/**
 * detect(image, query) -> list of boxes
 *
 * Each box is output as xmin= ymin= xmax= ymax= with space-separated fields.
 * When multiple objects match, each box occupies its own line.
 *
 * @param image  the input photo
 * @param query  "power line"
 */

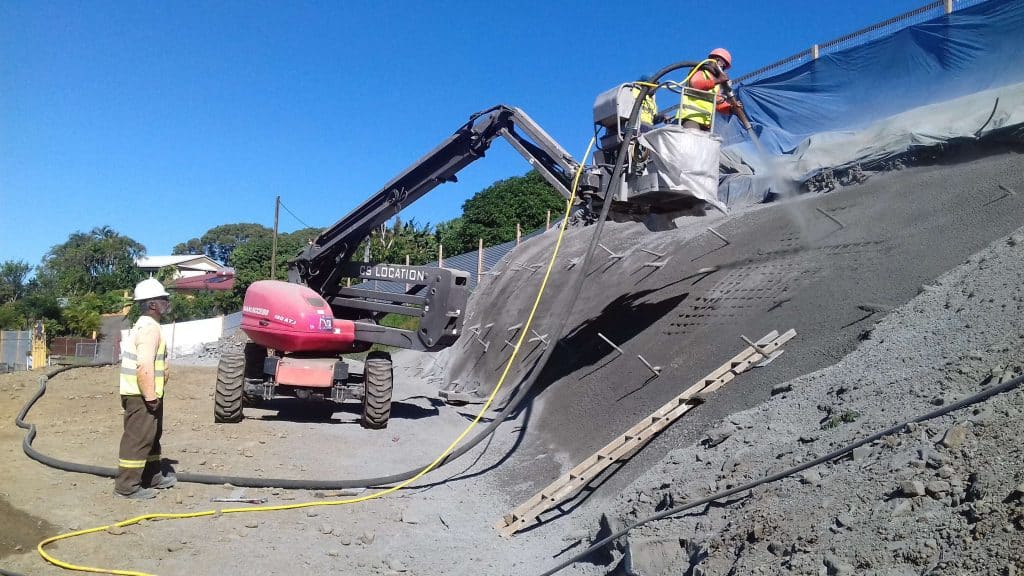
xmin=276 ymin=196 xmax=311 ymax=228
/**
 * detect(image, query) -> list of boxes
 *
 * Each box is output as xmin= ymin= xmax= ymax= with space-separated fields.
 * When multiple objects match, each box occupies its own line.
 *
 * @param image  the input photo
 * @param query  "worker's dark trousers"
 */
xmin=115 ymin=395 xmax=163 ymax=495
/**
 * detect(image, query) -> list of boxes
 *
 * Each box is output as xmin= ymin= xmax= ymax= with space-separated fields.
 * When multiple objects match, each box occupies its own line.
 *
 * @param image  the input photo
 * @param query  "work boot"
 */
xmin=115 ymin=487 xmax=158 ymax=500
xmin=146 ymin=473 xmax=177 ymax=489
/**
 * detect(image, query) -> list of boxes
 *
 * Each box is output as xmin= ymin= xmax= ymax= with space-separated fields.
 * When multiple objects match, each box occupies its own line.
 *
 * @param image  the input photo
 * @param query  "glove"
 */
xmin=144 ymin=397 xmax=162 ymax=413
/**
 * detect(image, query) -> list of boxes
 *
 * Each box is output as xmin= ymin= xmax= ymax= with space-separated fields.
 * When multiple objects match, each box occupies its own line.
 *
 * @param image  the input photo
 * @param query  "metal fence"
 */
xmin=736 ymin=0 xmax=990 ymax=85
xmin=0 ymin=331 xmax=32 ymax=372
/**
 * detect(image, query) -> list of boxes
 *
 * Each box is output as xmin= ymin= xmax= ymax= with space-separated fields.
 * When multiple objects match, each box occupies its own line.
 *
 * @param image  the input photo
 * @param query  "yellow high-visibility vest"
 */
xmin=120 ymin=316 xmax=167 ymax=397
xmin=630 ymin=86 xmax=658 ymax=126
xmin=676 ymin=70 xmax=719 ymax=128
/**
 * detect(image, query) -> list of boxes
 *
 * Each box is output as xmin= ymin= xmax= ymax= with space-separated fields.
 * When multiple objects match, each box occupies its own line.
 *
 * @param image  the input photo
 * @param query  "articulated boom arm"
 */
xmin=290 ymin=105 xmax=592 ymax=296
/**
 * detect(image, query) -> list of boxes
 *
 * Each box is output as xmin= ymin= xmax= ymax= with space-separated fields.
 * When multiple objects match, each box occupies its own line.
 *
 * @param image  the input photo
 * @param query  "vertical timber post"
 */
xmin=477 ymin=238 xmax=484 ymax=285
xmin=439 ymin=244 xmax=444 ymax=269
xmin=944 ymin=0 xmax=953 ymax=13
xmin=270 ymin=195 xmax=280 ymax=279
xmin=516 ymin=223 xmax=521 ymax=246
xmin=811 ymin=44 xmax=819 ymax=59
xmin=546 ymin=210 xmax=551 ymax=230
xmin=405 ymin=254 xmax=411 ymax=293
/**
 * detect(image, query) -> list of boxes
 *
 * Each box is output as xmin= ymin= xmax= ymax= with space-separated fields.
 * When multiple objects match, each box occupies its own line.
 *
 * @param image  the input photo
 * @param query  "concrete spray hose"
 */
xmin=13 ymin=62 xmax=687 ymax=493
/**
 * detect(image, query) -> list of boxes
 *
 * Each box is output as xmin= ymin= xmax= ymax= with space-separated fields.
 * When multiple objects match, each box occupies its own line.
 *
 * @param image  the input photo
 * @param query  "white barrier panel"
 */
xmin=120 ymin=316 xmax=226 ymax=359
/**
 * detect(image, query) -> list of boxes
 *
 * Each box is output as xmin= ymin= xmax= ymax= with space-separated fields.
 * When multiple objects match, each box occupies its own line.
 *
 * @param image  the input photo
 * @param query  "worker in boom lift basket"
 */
xmin=676 ymin=48 xmax=744 ymax=131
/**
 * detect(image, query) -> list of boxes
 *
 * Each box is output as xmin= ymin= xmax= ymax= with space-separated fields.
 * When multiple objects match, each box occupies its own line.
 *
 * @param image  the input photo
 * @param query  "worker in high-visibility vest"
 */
xmin=630 ymin=75 xmax=659 ymax=130
xmin=677 ymin=48 xmax=743 ymax=131
xmin=114 ymin=278 xmax=175 ymax=499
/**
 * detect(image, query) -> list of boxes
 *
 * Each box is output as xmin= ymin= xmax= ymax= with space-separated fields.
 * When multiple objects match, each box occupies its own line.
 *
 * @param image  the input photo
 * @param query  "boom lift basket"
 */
xmin=623 ymin=125 xmax=725 ymax=215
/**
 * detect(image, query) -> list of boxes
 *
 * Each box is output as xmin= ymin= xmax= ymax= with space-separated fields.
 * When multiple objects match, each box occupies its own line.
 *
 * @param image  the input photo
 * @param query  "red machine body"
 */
xmin=240 ymin=280 xmax=358 ymax=353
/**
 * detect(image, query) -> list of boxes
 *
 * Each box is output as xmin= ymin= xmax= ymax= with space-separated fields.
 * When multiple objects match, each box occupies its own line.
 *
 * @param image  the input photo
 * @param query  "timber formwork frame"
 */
xmin=496 ymin=328 xmax=797 ymax=536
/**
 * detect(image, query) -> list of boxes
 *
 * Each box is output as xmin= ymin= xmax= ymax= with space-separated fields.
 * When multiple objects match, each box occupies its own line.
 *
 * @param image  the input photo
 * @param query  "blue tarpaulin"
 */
xmin=718 ymin=0 xmax=1024 ymax=154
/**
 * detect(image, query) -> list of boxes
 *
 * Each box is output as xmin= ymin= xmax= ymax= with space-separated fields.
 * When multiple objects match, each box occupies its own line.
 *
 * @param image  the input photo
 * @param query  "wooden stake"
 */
xmin=477 ymin=238 xmax=484 ymax=285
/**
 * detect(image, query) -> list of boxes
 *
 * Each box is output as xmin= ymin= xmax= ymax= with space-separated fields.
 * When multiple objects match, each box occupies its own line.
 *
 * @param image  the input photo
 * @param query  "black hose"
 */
xmin=14 ymin=83 xmax=659 ymax=490
xmin=537 ymin=373 xmax=1024 ymax=576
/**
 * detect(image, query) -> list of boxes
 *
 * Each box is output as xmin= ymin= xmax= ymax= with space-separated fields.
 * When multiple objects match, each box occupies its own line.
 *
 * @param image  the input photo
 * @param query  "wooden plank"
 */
xmin=496 ymin=329 xmax=795 ymax=536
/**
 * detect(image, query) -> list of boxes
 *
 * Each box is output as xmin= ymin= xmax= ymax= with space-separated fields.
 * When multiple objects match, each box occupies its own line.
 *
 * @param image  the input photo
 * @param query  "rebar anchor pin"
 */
xmin=636 ymin=354 xmax=661 ymax=377
xmin=598 ymin=243 xmax=624 ymax=262
xmin=504 ymin=323 xmax=523 ymax=348
xmin=707 ymin=227 xmax=730 ymax=246
xmin=642 ymin=258 xmax=670 ymax=269
xmin=528 ymin=330 xmax=549 ymax=348
xmin=640 ymin=248 xmax=665 ymax=258
xmin=815 ymin=207 xmax=845 ymax=229
xmin=596 ymin=332 xmax=625 ymax=356
xmin=475 ymin=338 xmax=490 ymax=352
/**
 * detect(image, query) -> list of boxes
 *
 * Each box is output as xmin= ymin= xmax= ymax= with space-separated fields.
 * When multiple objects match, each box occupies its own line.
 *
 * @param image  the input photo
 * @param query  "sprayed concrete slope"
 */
xmin=447 ymin=151 xmax=1024 ymax=514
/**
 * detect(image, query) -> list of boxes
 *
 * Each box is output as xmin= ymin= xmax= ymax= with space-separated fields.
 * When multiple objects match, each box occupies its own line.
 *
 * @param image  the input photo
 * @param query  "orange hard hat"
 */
xmin=709 ymin=48 xmax=732 ymax=69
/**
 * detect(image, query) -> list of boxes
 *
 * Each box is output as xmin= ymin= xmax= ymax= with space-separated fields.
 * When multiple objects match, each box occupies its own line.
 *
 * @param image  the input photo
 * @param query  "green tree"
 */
xmin=36 ymin=226 xmax=145 ymax=296
xmin=0 ymin=260 xmax=32 ymax=303
xmin=171 ymin=238 xmax=204 ymax=256
xmin=355 ymin=217 xmax=438 ymax=265
xmin=434 ymin=218 xmax=463 ymax=255
xmin=0 ymin=302 xmax=26 ymax=330
xmin=174 ymin=223 xmax=272 ymax=265
xmin=452 ymin=170 xmax=564 ymax=253
xmin=231 ymin=235 xmax=296 ymax=289
xmin=61 ymin=294 xmax=103 ymax=337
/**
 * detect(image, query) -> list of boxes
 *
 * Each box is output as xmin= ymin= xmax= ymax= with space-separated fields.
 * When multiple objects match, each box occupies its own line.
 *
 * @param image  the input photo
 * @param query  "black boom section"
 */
xmin=289 ymin=105 xmax=587 ymax=296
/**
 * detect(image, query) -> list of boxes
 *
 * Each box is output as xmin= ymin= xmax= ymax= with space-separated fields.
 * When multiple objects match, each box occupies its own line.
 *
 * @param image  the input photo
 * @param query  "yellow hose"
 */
xmin=38 ymin=135 xmax=598 ymax=576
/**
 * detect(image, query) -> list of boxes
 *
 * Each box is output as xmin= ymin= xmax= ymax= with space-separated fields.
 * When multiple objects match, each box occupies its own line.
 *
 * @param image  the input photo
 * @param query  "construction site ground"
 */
xmin=3 ymin=150 xmax=1024 ymax=575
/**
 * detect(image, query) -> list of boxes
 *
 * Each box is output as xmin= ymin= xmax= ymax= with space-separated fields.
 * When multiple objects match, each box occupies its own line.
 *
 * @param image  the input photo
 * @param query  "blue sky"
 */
xmin=1 ymin=0 xmax=928 ymax=268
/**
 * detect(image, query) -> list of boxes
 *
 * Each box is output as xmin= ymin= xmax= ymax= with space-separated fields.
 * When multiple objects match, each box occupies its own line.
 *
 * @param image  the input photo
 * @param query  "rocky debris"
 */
xmin=939 ymin=425 xmax=969 ymax=450
xmin=851 ymin=445 xmax=872 ymax=462
xmin=702 ymin=424 xmax=736 ymax=448
xmin=900 ymin=481 xmax=926 ymax=498
xmin=823 ymin=553 xmax=854 ymax=575
xmin=926 ymin=480 xmax=951 ymax=498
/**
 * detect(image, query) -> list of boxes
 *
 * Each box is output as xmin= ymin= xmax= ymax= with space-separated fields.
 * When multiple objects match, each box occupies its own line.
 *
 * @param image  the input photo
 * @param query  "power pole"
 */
xmin=270 ymin=195 xmax=280 ymax=279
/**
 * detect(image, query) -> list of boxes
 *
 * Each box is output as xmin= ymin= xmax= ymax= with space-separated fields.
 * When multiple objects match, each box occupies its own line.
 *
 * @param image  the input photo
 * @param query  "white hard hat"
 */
xmin=134 ymin=278 xmax=170 ymax=301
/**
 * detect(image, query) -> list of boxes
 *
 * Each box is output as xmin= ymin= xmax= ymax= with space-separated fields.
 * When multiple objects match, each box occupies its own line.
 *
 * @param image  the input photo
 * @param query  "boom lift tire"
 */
xmin=214 ymin=343 xmax=245 ymax=423
xmin=361 ymin=351 xmax=394 ymax=429
xmin=242 ymin=342 xmax=268 ymax=408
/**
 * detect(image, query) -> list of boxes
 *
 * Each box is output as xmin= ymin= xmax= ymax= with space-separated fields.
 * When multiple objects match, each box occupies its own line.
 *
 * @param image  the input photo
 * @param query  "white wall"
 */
xmin=121 ymin=316 xmax=227 ymax=358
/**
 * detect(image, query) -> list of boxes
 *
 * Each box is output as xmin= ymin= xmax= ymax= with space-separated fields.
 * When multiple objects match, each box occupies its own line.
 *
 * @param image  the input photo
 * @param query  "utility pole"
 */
xmin=270 ymin=195 xmax=280 ymax=279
